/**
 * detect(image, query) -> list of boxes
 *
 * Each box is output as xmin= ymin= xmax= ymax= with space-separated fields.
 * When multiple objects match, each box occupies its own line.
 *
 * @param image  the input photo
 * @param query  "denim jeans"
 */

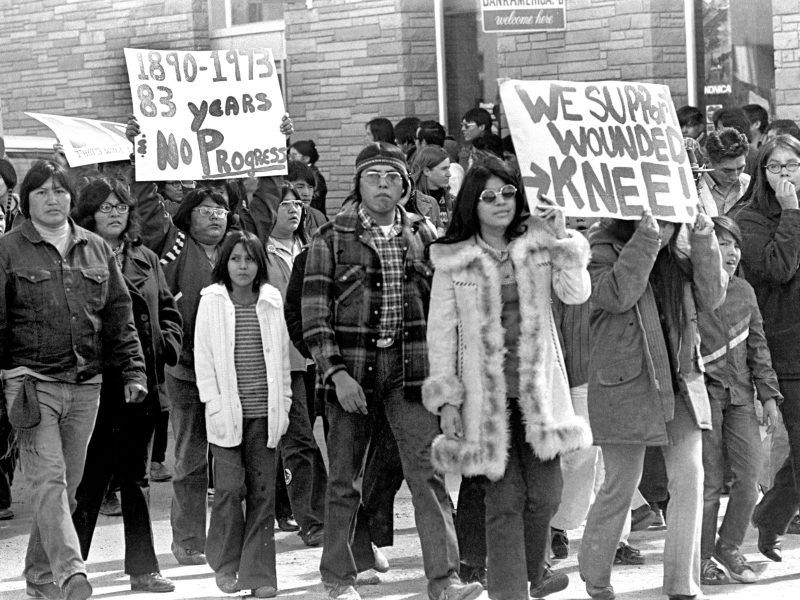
xmin=167 ymin=374 xmax=208 ymax=552
xmin=280 ymin=371 xmax=327 ymax=535
xmin=4 ymin=376 xmax=100 ymax=587
xmin=701 ymin=394 xmax=761 ymax=557
xmin=456 ymin=476 xmax=488 ymax=568
xmin=485 ymin=399 xmax=562 ymax=600
xmin=320 ymin=346 xmax=460 ymax=599
xmin=0 ymin=417 xmax=13 ymax=509
xmin=753 ymin=378 xmax=800 ymax=534
xmin=73 ymin=377 xmax=160 ymax=575
xmin=579 ymin=396 xmax=703 ymax=597
xmin=207 ymin=418 xmax=277 ymax=590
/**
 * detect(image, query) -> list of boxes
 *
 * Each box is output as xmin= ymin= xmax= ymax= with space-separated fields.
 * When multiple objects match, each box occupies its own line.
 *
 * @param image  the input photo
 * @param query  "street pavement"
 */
xmin=3 ymin=451 xmax=800 ymax=599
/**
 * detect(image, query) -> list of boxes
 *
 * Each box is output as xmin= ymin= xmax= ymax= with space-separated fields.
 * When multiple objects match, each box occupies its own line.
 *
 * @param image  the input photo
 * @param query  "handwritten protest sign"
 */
xmin=500 ymin=79 xmax=698 ymax=222
xmin=25 ymin=113 xmax=130 ymax=167
xmin=123 ymin=48 xmax=287 ymax=181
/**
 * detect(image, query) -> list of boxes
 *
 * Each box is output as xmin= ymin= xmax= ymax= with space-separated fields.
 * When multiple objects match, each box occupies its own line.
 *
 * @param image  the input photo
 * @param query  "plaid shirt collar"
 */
xmin=357 ymin=204 xmax=403 ymax=239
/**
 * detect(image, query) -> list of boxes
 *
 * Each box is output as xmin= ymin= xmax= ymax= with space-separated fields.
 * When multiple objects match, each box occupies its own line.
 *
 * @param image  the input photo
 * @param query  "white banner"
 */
xmin=123 ymin=47 xmax=287 ymax=181
xmin=500 ymin=79 xmax=699 ymax=223
xmin=25 ymin=113 xmax=130 ymax=167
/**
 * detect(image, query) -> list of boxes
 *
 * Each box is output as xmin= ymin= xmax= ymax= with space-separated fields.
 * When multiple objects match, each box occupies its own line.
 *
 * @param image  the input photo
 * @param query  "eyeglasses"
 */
xmin=362 ymin=171 xmax=403 ymax=186
xmin=97 ymin=202 xmax=130 ymax=214
xmin=280 ymin=200 xmax=303 ymax=210
xmin=193 ymin=206 xmax=228 ymax=219
xmin=479 ymin=184 xmax=517 ymax=204
xmin=765 ymin=161 xmax=800 ymax=174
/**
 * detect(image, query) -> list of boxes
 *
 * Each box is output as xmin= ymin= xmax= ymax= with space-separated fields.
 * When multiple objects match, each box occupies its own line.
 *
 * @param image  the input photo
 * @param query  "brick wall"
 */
xmin=773 ymin=0 xmax=800 ymax=120
xmin=496 ymin=0 xmax=688 ymax=108
xmin=284 ymin=0 xmax=438 ymax=208
xmin=0 ymin=0 xmax=208 ymax=137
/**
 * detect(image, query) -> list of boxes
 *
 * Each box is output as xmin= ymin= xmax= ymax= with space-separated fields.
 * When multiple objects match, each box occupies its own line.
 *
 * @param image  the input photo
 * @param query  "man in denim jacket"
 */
xmin=0 ymin=161 xmax=146 ymax=600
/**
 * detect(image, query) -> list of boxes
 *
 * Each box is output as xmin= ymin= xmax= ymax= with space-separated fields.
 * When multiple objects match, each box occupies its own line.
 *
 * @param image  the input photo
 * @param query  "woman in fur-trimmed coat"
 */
xmin=423 ymin=157 xmax=592 ymax=600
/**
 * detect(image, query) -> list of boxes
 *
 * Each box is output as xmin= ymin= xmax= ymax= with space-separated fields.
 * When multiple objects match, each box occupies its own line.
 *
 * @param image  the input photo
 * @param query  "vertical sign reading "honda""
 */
xmin=481 ymin=0 xmax=566 ymax=33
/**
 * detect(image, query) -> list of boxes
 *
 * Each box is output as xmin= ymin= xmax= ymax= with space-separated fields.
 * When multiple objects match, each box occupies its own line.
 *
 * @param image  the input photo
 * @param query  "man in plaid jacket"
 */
xmin=302 ymin=143 xmax=482 ymax=600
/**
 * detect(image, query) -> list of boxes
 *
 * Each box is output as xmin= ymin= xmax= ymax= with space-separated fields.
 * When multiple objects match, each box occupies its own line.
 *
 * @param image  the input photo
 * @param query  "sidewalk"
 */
xmin=3 ymin=461 xmax=800 ymax=599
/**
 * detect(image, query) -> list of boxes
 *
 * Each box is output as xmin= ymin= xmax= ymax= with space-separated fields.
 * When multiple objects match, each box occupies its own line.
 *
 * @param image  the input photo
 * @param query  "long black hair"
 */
xmin=436 ymin=154 xmax=526 ymax=244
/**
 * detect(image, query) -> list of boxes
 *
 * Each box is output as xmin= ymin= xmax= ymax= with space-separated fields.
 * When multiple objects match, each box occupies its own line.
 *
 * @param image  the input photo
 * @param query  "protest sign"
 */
xmin=500 ymin=79 xmax=698 ymax=222
xmin=25 ymin=112 xmax=129 ymax=167
xmin=123 ymin=47 xmax=287 ymax=181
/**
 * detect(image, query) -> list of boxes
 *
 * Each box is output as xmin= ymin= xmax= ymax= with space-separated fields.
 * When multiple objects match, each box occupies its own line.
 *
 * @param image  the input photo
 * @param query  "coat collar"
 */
xmin=19 ymin=217 xmax=89 ymax=247
xmin=201 ymin=282 xmax=283 ymax=308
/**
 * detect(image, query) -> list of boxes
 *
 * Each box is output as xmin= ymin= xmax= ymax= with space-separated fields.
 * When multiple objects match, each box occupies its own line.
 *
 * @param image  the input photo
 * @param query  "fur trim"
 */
xmin=422 ymin=374 xmax=466 ymax=413
xmin=524 ymin=414 xmax=594 ymax=461
xmin=431 ymin=434 xmax=506 ymax=481
xmin=549 ymin=230 xmax=591 ymax=272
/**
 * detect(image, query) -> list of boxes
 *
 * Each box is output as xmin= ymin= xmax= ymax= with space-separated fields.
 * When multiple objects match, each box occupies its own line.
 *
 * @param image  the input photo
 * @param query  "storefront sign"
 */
xmin=481 ymin=0 xmax=566 ymax=33
xmin=500 ymin=79 xmax=698 ymax=223
xmin=25 ymin=112 xmax=130 ymax=167
xmin=123 ymin=47 xmax=287 ymax=181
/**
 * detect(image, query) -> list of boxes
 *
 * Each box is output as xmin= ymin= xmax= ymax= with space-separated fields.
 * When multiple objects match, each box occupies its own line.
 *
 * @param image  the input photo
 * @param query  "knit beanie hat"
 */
xmin=354 ymin=142 xmax=409 ymax=181
xmin=0 ymin=158 xmax=17 ymax=190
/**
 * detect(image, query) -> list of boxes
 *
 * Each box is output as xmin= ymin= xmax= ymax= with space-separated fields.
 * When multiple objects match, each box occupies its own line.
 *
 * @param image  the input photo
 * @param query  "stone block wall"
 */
xmin=0 ymin=0 xmax=208 ymax=136
xmin=773 ymin=0 xmax=800 ymax=120
xmin=284 ymin=0 xmax=438 ymax=207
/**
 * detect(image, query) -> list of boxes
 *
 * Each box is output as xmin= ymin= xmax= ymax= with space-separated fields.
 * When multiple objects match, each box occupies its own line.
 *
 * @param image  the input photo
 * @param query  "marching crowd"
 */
xmin=2 ymin=98 xmax=800 ymax=600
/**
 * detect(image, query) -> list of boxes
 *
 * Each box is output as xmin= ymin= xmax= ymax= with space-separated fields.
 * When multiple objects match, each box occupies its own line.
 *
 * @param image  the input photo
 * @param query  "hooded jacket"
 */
xmin=423 ymin=223 xmax=593 ymax=481
xmin=587 ymin=222 xmax=726 ymax=445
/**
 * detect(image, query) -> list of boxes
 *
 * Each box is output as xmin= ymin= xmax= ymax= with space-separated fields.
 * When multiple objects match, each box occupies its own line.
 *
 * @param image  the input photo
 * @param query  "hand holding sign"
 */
xmin=534 ymin=194 xmax=567 ymax=239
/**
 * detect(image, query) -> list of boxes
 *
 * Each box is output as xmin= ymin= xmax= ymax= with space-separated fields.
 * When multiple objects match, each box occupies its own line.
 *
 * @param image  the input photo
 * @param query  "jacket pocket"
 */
xmin=80 ymin=267 xmax=110 ymax=312
xmin=14 ymin=268 xmax=53 ymax=311
xmin=334 ymin=264 xmax=364 ymax=306
xmin=204 ymin=395 xmax=227 ymax=439
xmin=597 ymin=356 xmax=644 ymax=387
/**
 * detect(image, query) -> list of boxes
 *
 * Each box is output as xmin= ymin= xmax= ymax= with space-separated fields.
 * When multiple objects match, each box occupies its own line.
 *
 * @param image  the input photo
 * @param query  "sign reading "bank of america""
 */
xmin=481 ymin=0 xmax=566 ymax=33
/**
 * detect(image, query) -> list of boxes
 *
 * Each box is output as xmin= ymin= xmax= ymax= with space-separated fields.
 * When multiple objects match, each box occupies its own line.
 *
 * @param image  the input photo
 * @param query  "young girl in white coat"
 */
xmin=194 ymin=230 xmax=292 ymax=598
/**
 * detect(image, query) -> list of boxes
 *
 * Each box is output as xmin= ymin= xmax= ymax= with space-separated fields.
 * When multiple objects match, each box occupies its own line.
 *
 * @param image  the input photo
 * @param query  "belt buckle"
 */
xmin=376 ymin=337 xmax=394 ymax=348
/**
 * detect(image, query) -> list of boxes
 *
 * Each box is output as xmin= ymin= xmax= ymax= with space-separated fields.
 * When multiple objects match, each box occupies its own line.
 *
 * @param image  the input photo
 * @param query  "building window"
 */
xmin=209 ymin=0 xmax=284 ymax=32
xmin=694 ymin=0 xmax=774 ymax=121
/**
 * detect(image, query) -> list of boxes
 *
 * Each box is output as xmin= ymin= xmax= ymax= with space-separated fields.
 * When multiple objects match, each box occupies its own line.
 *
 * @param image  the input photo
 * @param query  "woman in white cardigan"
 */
xmin=423 ymin=156 xmax=593 ymax=600
xmin=194 ymin=230 xmax=292 ymax=598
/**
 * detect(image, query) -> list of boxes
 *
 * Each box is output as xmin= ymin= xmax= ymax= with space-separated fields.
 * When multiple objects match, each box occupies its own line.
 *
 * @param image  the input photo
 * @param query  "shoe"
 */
xmin=99 ymin=491 xmax=122 ymax=517
xmin=26 ymin=581 xmax=62 ymax=599
xmin=458 ymin=563 xmax=486 ymax=588
xmin=700 ymin=558 xmax=728 ymax=585
xmin=550 ymin=527 xmax=569 ymax=559
xmin=130 ymin=573 xmax=175 ymax=593
xmin=755 ymin=524 xmax=782 ymax=562
xmin=668 ymin=596 xmax=709 ymax=600
xmin=301 ymin=527 xmax=324 ymax=547
xmin=149 ymin=462 xmax=173 ymax=482
xmin=614 ymin=542 xmax=644 ymax=565
xmin=215 ymin=572 xmax=240 ymax=594
xmin=649 ymin=507 xmax=666 ymax=530
xmin=171 ymin=541 xmax=207 ymax=565
xmin=0 ymin=507 xmax=13 ymax=520
xmin=63 ymin=574 xmax=92 ymax=600
xmin=372 ymin=543 xmax=390 ymax=573
xmin=787 ymin=513 xmax=800 ymax=534
xmin=252 ymin=585 xmax=277 ymax=598
xmin=324 ymin=583 xmax=362 ymax=600
xmin=585 ymin=582 xmax=615 ymax=600
xmin=432 ymin=582 xmax=483 ymax=600
xmin=713 ymin=539 xmax=756 ymax=583
xmin=277 ymin=515 xmax=300 ymax=532
xmin=630 ymin=505 xmax=658 ymax=531
xmin=355 ymin=571 xmax=381 ymax=586
xmin=529 ymin=567 xmax=568 ymax=598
